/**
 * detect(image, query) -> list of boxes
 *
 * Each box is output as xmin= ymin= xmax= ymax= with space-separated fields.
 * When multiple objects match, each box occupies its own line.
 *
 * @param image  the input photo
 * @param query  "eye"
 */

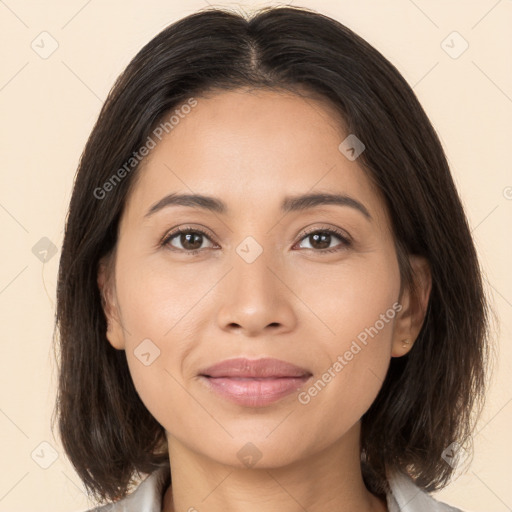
xmin=161 ymin=227 xmax=216 ymax=255
xmin=294 ymin=227 xmax=351 ymax=254
xmin=160 ymin=225 xmax=352 ymax=256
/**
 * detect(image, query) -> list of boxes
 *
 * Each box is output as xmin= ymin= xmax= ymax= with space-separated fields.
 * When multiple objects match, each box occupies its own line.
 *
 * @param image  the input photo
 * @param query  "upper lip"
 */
xmin=199 ymin=357 xmax=312 ymax=378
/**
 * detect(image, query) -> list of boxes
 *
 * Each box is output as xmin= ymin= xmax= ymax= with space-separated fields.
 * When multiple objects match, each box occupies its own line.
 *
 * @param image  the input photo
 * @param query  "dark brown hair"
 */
xmin=52 ymin=4 xmax=491 ymax=505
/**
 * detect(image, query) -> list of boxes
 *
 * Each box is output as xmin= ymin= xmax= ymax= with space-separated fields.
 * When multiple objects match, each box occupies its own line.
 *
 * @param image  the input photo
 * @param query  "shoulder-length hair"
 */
xmin=53 ymin=4 xmax=491 ymax=504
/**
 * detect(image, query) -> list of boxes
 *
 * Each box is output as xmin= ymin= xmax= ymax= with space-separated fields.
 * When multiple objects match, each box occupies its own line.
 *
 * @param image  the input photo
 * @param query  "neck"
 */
xmin=162 ymin=423 xmax=387 ymax=512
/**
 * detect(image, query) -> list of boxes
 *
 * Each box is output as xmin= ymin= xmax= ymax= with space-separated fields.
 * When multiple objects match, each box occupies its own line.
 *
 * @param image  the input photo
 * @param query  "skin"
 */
xmin=98 ymin=88 xmax=431 ymax=512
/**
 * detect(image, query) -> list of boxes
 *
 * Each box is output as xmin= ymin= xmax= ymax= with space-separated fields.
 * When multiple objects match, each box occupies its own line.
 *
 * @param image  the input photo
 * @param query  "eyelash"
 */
xmin=160 ymin=225 xmax=352 ymax=256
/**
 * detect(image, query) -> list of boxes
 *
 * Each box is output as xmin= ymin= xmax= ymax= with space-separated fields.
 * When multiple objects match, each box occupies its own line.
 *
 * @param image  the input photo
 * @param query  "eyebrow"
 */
xmin=144 ymin=192 xmax=372 ymax=220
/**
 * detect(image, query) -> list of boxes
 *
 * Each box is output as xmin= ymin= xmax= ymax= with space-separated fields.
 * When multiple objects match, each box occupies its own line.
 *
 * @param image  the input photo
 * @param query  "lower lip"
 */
xmin=200 ymin=375 xmax=312 ymax=407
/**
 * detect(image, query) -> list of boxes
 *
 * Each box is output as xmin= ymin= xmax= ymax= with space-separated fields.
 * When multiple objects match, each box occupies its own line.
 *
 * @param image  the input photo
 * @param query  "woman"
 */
xmin=53 ymin=5 xmax=490 ymax=512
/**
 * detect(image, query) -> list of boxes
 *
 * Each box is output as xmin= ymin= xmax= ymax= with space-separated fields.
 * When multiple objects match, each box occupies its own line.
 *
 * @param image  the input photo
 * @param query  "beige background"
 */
xmin=0 ymin=0 xmax=511 ymax=511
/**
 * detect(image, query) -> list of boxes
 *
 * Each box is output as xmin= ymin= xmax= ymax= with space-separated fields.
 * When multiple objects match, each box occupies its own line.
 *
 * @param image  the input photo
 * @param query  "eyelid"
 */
xmin=160 ymin=224 xmax=218 ymax=248
xmin=292 ymin=225 xmax=352 ymax=254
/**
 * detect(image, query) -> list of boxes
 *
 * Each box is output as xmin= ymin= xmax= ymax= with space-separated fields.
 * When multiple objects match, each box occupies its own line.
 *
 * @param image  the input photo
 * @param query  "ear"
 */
xmin=391 ymin=255 xmax=432 ymax=357
xmin=97 ymin=255 xmax=126 ymax=350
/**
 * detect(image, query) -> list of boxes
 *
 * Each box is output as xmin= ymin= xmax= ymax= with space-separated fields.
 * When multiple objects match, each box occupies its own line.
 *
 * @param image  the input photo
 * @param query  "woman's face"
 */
xmin=99 ymin=88 xmax=418 ymax=468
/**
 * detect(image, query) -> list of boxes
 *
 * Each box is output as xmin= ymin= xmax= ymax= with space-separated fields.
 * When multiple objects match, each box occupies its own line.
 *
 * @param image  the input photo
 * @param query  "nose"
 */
xmin=216 ymin=248 xmax=297 ymax=337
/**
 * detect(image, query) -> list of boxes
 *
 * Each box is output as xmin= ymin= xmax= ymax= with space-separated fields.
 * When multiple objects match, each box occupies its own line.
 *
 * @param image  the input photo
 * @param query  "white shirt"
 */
xmin=86 ymin=465 xmax=463 ymax=512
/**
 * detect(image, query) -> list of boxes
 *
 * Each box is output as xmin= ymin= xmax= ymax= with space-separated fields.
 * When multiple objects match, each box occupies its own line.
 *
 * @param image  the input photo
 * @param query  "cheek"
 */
xmin=113 ymin=249 xmax=210 ymax=426
xmin=293 ymin=304 xmax=396 ymax=455
xmin=292 ymin=248 xmax=401 ymax=342
xmin=293 ymin=251 xmax=400 ymax=419
xmin=115 ymin=243 xmax=218 ymax=343
xmin=124 ymin=352 xmax=210 ymax=444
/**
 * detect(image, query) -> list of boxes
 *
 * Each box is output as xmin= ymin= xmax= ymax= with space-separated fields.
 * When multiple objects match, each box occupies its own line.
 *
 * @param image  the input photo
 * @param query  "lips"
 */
xmin=199 ymin=357 xmax=311 ymax=378
xmin=198 ymin=357 xmax=312 ymax=407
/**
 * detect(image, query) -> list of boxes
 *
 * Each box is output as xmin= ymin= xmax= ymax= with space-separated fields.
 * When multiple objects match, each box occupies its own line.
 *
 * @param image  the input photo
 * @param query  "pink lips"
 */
xmin=199 ymin=357 xmax=312 ymax=407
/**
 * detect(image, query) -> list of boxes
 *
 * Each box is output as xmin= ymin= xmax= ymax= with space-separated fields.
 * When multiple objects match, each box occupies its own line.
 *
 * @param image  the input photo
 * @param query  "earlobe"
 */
xmin=391 ymin=337 xmax=413 ymax=358
xmin=391 ymin=255 xmax=432 ymax=358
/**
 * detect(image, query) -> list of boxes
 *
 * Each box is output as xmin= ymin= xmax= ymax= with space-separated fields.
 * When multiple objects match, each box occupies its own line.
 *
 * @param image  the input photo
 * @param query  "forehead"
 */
xmin=123 ymin=88 xmax=388 ymax=227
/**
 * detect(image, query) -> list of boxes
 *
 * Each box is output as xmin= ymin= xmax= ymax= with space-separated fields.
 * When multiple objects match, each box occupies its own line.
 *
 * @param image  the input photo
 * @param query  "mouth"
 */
xmin=198 ymin=357 xmax=313 ymax=407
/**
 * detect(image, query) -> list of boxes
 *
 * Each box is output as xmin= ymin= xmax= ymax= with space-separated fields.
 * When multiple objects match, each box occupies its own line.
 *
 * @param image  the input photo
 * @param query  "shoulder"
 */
xmin=386 ymin=470 xmax=464 ymax=512
xmin=84 ymin=465 xmax=170 ymax=512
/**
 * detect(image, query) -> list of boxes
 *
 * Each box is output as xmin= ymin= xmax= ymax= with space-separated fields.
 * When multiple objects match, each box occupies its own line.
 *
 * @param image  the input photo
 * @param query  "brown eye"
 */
xmin=162 ymin=227 xmax=215 ymax=254
xmin=296 ymin=228 xmax=351 ymax=254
